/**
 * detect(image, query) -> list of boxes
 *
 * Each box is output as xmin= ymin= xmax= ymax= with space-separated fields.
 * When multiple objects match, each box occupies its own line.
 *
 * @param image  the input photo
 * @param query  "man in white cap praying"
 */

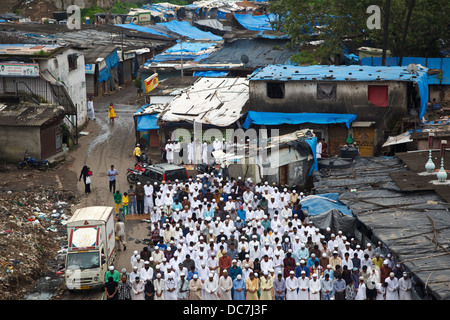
xmin=204 ymin=273 xmax=219 ymax=300
xmin=385 ymin=272 xmax=399 ymax=300
xmin=398 ymin=272 xmax=412 ymax=300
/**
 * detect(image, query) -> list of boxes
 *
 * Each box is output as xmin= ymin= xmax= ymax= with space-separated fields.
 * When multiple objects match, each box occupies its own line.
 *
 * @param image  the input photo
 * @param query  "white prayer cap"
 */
xmin=109 ymin=266 xmax=114 ymax=270
xmin=209 ymin=273 xmax=214 ymax=278
xmin=312 ymin=273 xmax=318 ymax=277
xmin=338 ymin=230 xmax=342 ymax=234
xmin=300 ymin=260 xmax=305 ymax=264
xmin=156 ymin=273 xmax=161 ymax=278
xmin=301 ymin=271 xmax=306 ymax=274
xmin=389 ymin=272 xmax=395 ymax=278
xmin=403 ymin=272 xmax=407 ymax=276
xmin=193 ymin=274 xmax=198 ymax=279
xmin=134 ymin=250 xmax=138 ymax=255
xmin=383 ymin=259 xmax=389 ymax=265
xmin=237 ymin=274 xmax=242 ymax=279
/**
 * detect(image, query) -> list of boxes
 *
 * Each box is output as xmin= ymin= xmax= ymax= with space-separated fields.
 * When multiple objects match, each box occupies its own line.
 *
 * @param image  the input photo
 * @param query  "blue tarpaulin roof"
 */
xmin=233 ymin=13 xmax=277 ymax=31
xmin=242 ymin=111 xmax=357 ymax=129
xmin=157 ymin=20 xmax=222 ymax=41
xmin=360 ymin=57 xmax=450 ymax=85
xmin=115 ymin=23 xmax=171 ymax=38
xmin=300 ymin=193 xmax=353 ymax=216
xmin=144 ymin=41 xmax=217 ymax=64
xmin=136 ymin=113 xmax=159 ymax=131
xmin=248 ymin=64 xmax=429 ymax=119
xmin=193 ymin=71 xmax=229 ymax=77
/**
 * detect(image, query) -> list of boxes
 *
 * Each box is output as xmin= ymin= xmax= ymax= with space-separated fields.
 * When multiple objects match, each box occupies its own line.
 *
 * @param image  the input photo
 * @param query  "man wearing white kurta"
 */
xmin=285 ymin=271 xmax=299 ymax=300
xmin=298 ymin=271 xmax=310 ymax=300
xmin=385 ymin=272 xmax=399 ymax=300
xmin=131 ymin=276 xmax=145 ymax=300
xmin=153 ymin=274 xmax=165 ymax=300
xmin=166 ymin=141 xmax=174 ymax=164
xmin=164 ymin=273 xmax=178 ymax=300
xmin=218 ymin=270 xmax=233 ymax=300
xmin=398 ymin=272 xmax=412 ymax=300
xmin=309 ymin=274 xmax=321 ymax=300
xmin=144 ymin=182 xmax=154 ymax=214
xmin=204 ymin=273 xmax=219 ymax=300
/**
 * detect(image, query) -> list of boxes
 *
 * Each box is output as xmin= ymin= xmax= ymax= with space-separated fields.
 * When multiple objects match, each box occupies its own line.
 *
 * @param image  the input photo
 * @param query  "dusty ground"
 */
xmin=0 ymin=83 xmax=148 ymax=300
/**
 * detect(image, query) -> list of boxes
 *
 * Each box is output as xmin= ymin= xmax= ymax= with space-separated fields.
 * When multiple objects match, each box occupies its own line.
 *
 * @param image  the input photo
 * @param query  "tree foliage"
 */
xmin=268 ymin=0 xmax=449 ymax=61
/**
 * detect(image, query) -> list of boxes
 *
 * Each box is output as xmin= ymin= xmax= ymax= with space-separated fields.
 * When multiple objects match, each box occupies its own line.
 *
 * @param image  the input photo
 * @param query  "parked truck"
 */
xmin=124 ymin=9 xmax=152 ymax=25
xmin=64 ymin=206 xmax=116 ymax=292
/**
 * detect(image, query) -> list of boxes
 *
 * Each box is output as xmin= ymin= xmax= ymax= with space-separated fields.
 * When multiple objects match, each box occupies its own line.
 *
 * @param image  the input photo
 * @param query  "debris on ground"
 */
xmin=0 ymin=187 xmax=78 ymax=300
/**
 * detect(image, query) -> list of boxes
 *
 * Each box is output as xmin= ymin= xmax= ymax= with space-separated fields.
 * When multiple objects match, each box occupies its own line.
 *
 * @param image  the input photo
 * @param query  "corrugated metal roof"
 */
xmin=0 ymin=104 xmax=64 ymax=127
xmin=160 ymin=77 xmax=249 ymax=127
xmin=248 ymin=64 xmax=428 ymax=82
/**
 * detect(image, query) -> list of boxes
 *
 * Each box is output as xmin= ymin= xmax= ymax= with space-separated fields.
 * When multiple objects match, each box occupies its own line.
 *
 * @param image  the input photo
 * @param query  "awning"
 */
xmin=242 ymin=111 xmax=357 ymax=129
xmin=136 ymin=113 xmax=159 ymax=132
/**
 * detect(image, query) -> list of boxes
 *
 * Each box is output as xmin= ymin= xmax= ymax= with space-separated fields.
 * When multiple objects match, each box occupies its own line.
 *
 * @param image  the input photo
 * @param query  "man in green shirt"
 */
xmin=105 ymin=266 xmax=121 ymax=283
xmin=114 ymin=190 xmax=122 ymax=215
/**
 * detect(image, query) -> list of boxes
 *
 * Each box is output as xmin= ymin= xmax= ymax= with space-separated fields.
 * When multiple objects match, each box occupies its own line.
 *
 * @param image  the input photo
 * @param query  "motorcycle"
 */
xmin=126 ymin=168 xmax=142 ymax=184
xmin=17 ymin=149 xmax=49 ymax=171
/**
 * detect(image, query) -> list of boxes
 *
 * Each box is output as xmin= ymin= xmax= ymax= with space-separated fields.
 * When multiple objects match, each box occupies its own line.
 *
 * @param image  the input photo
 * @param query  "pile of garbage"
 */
xmin=0 ymin=187 xmax=78 ymax=300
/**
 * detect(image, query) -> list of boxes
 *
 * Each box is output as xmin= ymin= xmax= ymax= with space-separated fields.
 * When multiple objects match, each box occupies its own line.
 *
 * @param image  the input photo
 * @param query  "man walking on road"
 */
xmin=107 ymin=165 xmax=119 ymax=193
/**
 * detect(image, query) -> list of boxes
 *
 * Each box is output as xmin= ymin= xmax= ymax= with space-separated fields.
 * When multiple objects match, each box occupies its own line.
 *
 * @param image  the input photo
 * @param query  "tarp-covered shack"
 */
xmin=313 ymin=156 xmax=450 ymax=300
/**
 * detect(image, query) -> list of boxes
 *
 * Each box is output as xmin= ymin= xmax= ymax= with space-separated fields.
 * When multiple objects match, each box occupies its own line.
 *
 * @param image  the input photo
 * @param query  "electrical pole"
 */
xmin=382 ymin=0 xmax=391 ymax=66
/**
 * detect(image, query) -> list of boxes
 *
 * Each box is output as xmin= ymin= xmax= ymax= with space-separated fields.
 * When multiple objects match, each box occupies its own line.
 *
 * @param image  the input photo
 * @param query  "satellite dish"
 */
xmin=241 ymin=54 xmax=249 ymax=66
xmin=407 ymin=63 xmax=418 ymax=74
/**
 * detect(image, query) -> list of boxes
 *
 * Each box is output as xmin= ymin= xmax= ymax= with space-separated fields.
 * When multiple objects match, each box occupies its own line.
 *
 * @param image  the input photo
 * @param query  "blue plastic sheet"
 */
xmin=115 ymin=23 xmax=171 ymax=37
xmin=242 ymin=111 xmax=357 ymax=129
xmin=233 ymin=13 xmax=277 ymax=31
xmin=98 ymin=48 xmax=120 ymax=83
xmin=157 ymin=20 xmax=222 ymax=41
xmin=361 ymin=57 xmax=450 ymax=85
xmin=136 ymin=113 xmax=159 ymax=131
xmin=193 ymin=71 xmax=229 ymax=77
xmin=300 ymin=193 xmax=353 ymax=216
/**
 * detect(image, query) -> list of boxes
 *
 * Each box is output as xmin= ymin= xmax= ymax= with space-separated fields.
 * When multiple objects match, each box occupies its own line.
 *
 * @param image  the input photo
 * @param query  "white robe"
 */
xmin=398 ymin=277 xmax=412 ymax=300
xmin=144 ymin=184 xmax=154 ymax=213
xmin=164 ymin=278 xmax=178 ymax=300
xmin=204 ymin=278 xmax=219 ymax=300
xmin=376 ymin=283 xmax=386 ymax=300
xmin=297 ymin=277 xmax=310 ymax=300
xmin=131 ymin=280 xmax=145 ymax=300
xmin=218 ymin=276 xmax=233 ymax=300
xmin=355 ymin=283 xmax=367 ymax=300
xmin=309 ymin=278 xmax=321 ymax=300
xmin=385 ymin=277 xmax=399 ymax=300
xmin=285 ymin=277 xmax=298 ymax=300
xmin=153 ymin=278 xmax=165 ymax=300
xmin=87 ymin=100 xmax=95 ymax=120
xmin=166 ymin=143 xmax=174 ymax=163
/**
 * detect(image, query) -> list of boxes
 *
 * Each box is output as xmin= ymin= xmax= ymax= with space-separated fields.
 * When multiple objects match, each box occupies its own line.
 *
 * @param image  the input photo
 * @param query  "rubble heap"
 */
xmin=0 ymin=187 xmax=78 ymax=300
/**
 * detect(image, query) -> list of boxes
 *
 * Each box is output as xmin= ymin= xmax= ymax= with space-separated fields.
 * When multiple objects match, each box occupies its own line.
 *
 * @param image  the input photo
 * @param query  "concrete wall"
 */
xmin=39 ymin=48 xmax=88 ymax=128
xmin=0 ymin=126 xmax=41 ymax=162
xmin=249 ymin=80 xmax=409 ymax=154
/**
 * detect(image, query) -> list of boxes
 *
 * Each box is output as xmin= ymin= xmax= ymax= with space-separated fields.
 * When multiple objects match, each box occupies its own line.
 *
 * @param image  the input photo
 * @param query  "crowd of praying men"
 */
xmin=106 ymin=173 xmax=414 ymax=300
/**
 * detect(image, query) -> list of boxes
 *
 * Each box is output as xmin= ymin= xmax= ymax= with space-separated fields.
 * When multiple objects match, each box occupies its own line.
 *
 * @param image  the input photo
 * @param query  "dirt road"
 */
xmin=59 ymin=86 xmax=156 ymax=300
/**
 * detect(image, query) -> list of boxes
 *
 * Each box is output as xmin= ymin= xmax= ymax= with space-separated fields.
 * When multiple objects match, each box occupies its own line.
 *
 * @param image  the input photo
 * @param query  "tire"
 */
xmin=38 ymin=163 xmax=49 ymax=171
xmin=127 ymin=173 xmax=137 ymax=184
xmin=17 ymin=162 xmax=26 ymax=169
